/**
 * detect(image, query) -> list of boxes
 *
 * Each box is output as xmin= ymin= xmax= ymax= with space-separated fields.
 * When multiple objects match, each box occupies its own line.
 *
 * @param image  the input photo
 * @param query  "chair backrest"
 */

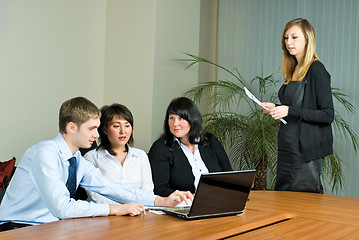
xmin=79 ymin=141 xmax=97 ymax=156
xmin=0 ymin=157 xmax=16 ymax=191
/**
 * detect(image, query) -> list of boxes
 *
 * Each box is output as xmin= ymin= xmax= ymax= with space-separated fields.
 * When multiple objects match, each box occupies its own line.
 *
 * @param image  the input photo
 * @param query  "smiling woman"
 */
xmin=84 ymin=103 xmax=154 ymax=204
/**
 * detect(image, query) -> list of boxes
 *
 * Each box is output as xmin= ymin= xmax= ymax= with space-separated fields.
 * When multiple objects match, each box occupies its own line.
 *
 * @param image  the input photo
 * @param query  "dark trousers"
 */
xmin=0 ymin=222 xmax=32 ymax=232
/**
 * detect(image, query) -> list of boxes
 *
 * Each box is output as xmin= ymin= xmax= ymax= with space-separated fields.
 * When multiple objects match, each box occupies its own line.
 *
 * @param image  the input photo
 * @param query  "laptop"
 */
xmin=158 ymin=170 xmax=256 ymax=220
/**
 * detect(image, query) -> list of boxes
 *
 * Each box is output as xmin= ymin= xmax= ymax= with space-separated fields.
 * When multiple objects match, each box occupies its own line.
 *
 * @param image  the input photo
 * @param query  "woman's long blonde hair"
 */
xmin=281 ymin=18 xmax=318 ymax=82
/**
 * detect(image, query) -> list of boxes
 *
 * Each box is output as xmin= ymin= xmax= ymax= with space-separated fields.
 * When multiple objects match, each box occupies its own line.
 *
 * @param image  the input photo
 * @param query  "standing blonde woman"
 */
xmin=261 ymin=18 xmax=334 ymax=193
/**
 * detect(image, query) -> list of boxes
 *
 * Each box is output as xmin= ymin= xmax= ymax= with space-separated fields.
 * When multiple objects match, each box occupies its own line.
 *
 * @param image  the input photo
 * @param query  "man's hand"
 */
xmin=154 ymin=190 xmax=194 ymax=207
xmin=109 ymin=203 xmax=146 ymax=216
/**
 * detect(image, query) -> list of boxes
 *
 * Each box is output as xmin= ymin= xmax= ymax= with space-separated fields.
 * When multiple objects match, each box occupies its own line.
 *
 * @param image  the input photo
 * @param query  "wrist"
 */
xmin=154 ymin=196 xmax=165 ymax=207
xmin=109 ymin=204 xmax=114 ymax=215
xmin=109 ymin=204 xmax=123 ymax=216
xmin=285 ymin=106 xmax=289 ymax=117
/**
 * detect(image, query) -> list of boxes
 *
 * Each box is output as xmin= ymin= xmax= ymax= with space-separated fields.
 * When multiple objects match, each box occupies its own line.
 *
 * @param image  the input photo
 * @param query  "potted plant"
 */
xmin=178 ymin=53 xmax=358 ymax=191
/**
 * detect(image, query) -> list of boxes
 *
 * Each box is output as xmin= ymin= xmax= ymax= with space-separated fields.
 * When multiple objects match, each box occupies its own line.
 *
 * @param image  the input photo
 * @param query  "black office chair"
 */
xmin=79 ymin=141 xmax=97 ymax=156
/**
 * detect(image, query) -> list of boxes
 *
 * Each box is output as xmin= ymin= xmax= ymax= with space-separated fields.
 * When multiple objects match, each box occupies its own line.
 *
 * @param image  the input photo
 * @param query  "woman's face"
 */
xmin=105 ymin=116 xmax=132 ymax=149
xmin=168 ymin=114 xmax=191 ymax=140
xmin=284 ymin=25 xmax=306 ymax=60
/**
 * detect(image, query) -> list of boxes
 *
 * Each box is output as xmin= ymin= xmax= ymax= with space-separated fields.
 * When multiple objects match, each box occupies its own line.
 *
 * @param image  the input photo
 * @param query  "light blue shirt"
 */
xmin=0 ymin=134 xmax=156 ymax=225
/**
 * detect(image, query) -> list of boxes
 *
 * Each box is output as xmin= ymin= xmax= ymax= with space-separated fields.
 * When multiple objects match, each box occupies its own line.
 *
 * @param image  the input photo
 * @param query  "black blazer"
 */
xmin=281 ymin=60 xmax=334 ymax=161
xmin=148 ymin=133 xmax=233 ymax=197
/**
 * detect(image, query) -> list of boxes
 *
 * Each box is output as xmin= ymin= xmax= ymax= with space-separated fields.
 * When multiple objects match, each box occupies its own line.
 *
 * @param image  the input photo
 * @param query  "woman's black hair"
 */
xmin=161 ymin=97 xmax=209 ymax=150
xmin=97 ymin=103 xmax=134 ymax=156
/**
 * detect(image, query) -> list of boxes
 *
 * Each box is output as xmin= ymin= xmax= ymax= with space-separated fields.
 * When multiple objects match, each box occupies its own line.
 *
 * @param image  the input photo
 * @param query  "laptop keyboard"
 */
xmin=174 ymin=207 xmax=190 ymax=214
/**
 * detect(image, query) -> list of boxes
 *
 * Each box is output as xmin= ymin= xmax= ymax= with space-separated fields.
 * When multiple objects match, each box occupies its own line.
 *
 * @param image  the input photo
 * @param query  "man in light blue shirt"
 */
xmin=0 ymin=97 xmax=192 ymax=231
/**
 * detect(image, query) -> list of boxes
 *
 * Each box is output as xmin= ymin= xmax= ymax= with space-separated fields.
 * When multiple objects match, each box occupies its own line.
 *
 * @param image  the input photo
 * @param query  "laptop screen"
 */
xmin=189 ymin=170 xmax=256 ymax=216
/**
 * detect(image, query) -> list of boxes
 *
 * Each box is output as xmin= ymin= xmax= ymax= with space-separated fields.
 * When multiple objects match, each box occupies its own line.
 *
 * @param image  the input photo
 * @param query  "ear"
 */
xmin=66 ymin=122 xmax=78 ymax=134
xmin=102 ymin=126 xmax=107 ymax=135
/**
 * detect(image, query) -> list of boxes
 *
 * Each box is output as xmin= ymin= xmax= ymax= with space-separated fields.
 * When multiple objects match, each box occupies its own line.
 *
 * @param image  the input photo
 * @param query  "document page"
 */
xmin=244 ymin=87 xmax=287 ymax=125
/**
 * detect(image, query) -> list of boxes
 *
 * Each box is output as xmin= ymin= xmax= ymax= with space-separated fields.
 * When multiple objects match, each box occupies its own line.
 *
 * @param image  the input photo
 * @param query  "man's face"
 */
xmin=73 ymin=117 xmax=100 ymax=149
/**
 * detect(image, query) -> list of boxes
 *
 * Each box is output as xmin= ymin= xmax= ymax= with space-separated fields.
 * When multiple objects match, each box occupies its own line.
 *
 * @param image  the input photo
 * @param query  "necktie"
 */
xmin=66 ymin=157 xmax=77 ymax=199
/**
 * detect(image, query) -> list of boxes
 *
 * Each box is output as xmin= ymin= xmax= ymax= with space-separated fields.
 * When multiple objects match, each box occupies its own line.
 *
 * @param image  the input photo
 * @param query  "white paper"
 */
xmin=244 ymin=87 xmax=287 ymax=125
xmin=145 ymin=200 xmax=192 ymax=215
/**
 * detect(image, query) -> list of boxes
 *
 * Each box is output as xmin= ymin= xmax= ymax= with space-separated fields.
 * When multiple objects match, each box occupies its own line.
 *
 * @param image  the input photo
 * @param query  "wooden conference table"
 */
xmin=1 ymin=190 xmax=359 ymax=239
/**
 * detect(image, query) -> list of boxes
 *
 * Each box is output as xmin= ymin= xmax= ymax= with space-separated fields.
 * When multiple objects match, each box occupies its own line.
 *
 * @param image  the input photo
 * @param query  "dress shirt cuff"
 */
xmin=95 ymin=203 xmax=110 ymax=216
xmin=142 ymin=194 xmax=158 ymax=207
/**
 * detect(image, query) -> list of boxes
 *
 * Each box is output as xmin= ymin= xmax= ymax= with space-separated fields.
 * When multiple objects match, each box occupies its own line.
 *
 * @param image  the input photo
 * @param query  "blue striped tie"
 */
xmin=66 ymin=157 xmax=77 ymax=199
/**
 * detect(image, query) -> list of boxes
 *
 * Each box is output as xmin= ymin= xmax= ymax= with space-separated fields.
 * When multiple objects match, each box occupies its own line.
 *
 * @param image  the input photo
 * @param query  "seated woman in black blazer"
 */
xmin=148 ymin=97 xmax=233 ymax=197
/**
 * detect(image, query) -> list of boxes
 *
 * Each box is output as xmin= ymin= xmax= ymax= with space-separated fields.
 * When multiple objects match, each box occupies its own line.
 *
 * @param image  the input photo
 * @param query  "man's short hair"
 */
xmin=59 ymin=97 xmax=101 ymax=134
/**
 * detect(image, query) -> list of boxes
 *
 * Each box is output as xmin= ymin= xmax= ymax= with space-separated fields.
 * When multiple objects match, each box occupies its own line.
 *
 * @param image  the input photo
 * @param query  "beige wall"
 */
xmin=0 ymin=0 xmax=217 ymax=161
xmin=0 ymin=0 xmax=106 ymax=162
xmin=198 ymin=0 xmax=218 ymax=114
xmin=151 ymin=0 xmax=201 ymax=143
xmin=103 ymin=0 xmax=157 ymax=151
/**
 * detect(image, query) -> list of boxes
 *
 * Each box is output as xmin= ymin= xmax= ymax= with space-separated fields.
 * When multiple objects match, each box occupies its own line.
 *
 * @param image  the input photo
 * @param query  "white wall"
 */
xmin=151 ymin=0 xmax=201 ymax=141
xmin=103 ymin=0 xmax=204 ymax=151
xmin=0 ymin=0 xmax=106 ymax=161
xmin=103 ymin=0 xmax=157 ymax=151
xmin=0 ymin=0 xmax=206 ymax=161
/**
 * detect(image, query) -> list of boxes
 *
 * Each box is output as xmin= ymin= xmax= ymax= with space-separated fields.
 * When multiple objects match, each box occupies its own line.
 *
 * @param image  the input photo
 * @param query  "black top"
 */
xmin=148 ymin=133 xmax=233 ymax=197
xmin=279 ymin=61 xmax=334 ymax=162
xmin=277 ymin=80 xmax=304 ymax=167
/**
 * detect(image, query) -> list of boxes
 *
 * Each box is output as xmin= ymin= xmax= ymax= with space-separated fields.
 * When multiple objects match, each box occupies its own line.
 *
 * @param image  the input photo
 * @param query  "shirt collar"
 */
xmin=174 ymin=136 xmax=200 ymax=146
xmin=54 ymin=133 xmax=81 ymax=161
xmin=97 ymin=145 xmax=138 ymax=158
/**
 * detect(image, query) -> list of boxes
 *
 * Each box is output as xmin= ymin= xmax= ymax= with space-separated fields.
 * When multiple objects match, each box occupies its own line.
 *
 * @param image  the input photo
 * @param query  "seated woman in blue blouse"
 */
xmin=148 ymin=97 xmax=233 ymax=197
